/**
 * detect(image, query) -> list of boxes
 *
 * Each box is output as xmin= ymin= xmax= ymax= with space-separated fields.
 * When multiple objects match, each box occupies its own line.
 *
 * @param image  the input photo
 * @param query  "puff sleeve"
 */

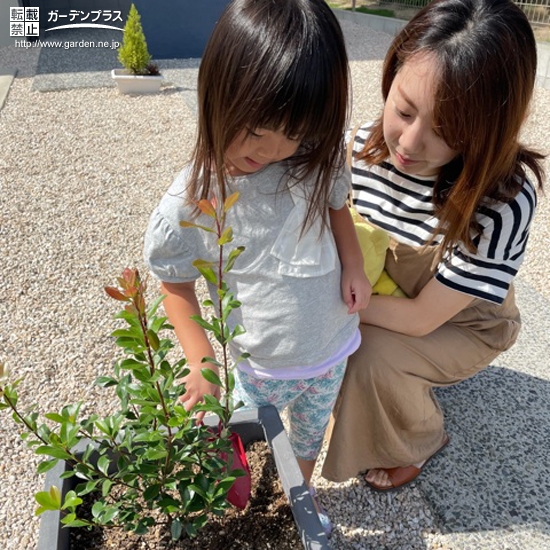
xmin=143 ymin=207 xmax=200 ymax=283
xmin=329 ymin=163 xmax=352 ymax=210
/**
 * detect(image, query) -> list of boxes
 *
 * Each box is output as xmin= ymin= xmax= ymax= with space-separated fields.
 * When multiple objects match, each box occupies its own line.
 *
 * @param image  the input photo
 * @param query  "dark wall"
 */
xmin=133 ymin=0 xmax=230 ymax=59
xmin=18 ymin=0 xmax=230 ymax=58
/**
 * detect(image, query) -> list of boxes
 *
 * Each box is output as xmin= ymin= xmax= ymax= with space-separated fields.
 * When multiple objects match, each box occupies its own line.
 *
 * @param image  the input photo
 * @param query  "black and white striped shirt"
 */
xmin=349 ymin=124 xmax=537 ymax=305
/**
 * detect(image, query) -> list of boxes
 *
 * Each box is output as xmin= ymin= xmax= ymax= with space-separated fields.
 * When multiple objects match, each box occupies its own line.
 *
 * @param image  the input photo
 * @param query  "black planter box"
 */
xmin=37 ymin=405 xmax=331 ymax=550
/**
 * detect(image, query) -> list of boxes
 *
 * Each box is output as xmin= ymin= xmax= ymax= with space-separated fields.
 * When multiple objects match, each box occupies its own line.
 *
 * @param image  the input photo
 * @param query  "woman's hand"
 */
xmin=360 ymin=276 xmax=474 ymax=336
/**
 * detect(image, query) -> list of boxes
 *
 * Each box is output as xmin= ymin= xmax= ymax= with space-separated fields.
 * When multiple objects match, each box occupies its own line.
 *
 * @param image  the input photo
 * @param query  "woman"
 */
xmin=322 ymin=0 xmax=546 ymax=491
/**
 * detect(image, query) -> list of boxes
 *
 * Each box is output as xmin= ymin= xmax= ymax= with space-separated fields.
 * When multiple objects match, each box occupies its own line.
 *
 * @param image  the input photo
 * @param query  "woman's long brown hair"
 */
xmin=359 ymin=0 xmax=545 ymax=255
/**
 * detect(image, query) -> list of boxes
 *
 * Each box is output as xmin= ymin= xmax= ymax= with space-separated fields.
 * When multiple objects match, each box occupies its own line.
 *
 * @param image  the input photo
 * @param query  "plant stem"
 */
xmin=136 ymin=299 xmax=174 ymax=479
xmin=2 ymin=391 xmax=49 ymax=445
xmin=215 ymin=213 xmax=231 ymax=427
xmin=2 ymin=390 xmax=137 ymax=490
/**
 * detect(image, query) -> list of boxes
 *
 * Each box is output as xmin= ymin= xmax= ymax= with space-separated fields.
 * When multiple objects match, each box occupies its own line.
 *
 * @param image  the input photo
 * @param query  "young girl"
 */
xmin=144 ymin=0 xmax=371 ymax=531
xmin=322 ymin=0 xmax=546 ymax=491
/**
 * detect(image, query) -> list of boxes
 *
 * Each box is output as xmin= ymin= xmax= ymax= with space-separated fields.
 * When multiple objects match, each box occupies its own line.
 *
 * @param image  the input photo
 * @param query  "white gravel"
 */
xmin=0 ymin=16 xmax=549 ymax=550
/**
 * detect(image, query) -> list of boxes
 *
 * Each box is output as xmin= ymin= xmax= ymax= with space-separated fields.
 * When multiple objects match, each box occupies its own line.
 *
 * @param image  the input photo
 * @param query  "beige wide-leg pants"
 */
xmin=322 ymin=238 xmax=521 ymax=482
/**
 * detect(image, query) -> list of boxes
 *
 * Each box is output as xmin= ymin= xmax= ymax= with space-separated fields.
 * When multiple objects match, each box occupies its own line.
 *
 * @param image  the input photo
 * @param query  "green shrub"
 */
xmin=0 ymin=193 xmax=249 ymax=541
xmin=348 ymin=6 xmax=395 ymax=17
xmin=118 ymin=4 xmax=152 ymax=75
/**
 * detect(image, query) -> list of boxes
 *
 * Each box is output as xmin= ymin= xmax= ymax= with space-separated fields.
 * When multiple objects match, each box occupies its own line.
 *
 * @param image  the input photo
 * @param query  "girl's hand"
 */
xmin=160 ymin=281 xmax=222 ymax=422
xmin=342 ymin=264 xmax=372 ymax=314
xmin=179 ymin=363 xmax=221 ymax=422
xmin=329 ymin=206 xmax=372 ymax=313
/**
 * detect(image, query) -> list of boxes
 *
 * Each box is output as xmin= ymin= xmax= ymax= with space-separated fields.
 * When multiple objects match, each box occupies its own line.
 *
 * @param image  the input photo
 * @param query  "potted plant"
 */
xmin=0 ymin=193 xmax=331 ymax=550
xmin=34 ymin=406 xmax=329 ymax=550
xmin=111 ymin=3 xmax=163 ymax=94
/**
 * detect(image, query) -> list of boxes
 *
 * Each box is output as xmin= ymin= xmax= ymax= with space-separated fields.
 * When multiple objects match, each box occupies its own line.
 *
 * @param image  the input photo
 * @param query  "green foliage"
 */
xmin=348 ymin=6 xmax=395 ymax=17
xmin=0 ymin=193 xmax=248 ymax=541
xmin=117 ymin=4 xmax=152 ymax=75
xmin=325 ymin=2 xmax=396 ymax=18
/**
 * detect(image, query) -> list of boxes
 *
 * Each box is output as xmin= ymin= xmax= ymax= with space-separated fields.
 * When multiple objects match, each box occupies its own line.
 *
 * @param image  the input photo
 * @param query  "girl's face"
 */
xmin=225 ymin=128 xmax=301 ymax=176
xmin=383 ymin=53 xmax=458 ymax=177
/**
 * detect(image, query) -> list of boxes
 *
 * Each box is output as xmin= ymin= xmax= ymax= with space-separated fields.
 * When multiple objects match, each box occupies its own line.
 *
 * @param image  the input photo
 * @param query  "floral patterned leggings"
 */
xmin=234 ymin=359 xmax=348 ymax=461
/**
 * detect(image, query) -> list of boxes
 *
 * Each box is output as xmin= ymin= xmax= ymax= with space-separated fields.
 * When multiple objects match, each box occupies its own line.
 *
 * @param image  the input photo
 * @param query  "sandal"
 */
xmin=366 ymin=435 xmax=450 ymax=493
xmin=309 ymin=486 xmax=332 ymax=536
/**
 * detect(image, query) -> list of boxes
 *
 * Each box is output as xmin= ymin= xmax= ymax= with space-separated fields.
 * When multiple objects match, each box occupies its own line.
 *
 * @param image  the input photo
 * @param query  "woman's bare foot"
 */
xmin=364 ymin=435 xmax=450 ymax=492
xmin=365 ymin=460 xmax=425 ymax=489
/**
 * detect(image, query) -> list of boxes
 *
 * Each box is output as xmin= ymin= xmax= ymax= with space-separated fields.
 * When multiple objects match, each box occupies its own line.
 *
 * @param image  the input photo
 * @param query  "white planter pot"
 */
xmin=111 ymin=69 xmax=163 ymax=94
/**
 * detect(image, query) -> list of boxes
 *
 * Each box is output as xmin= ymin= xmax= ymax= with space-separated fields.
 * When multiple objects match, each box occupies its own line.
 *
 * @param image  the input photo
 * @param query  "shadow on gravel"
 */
xmin=35 ymin=29 xmax=121 ymax=74
xmin=30 ymin=29 xmax=201 ymax=99
xmin=325 ymin=279 xmax=550 ymax=547
xmin=421 ymin=278 xmax=550 ymax=536
xmin=428 ymin=365 xmax=550 ymax=534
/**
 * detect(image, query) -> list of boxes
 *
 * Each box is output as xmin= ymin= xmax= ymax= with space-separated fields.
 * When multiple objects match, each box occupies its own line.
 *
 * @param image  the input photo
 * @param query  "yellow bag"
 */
xmin=350 ymin=207 xmax=406 ymax=297
xmin=346 ymin=126 xmax=405 ymax=297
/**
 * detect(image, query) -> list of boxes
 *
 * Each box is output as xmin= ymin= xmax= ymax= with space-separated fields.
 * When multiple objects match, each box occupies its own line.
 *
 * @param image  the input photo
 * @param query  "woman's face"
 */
xmin=383 ymin=53 xmax=458 ymax=177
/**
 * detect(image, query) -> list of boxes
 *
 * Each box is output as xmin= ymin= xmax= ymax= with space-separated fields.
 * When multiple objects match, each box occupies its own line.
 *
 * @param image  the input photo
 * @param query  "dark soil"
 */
xmin=70 ymin=441 xmax=302 ymax=550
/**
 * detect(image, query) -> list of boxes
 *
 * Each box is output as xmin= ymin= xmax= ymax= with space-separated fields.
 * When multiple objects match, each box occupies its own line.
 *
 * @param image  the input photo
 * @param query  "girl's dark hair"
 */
xmin=189 ymin=0 xmax=349 ymax=231
xmin=360 ymin=0 xmax=546 ymax=254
